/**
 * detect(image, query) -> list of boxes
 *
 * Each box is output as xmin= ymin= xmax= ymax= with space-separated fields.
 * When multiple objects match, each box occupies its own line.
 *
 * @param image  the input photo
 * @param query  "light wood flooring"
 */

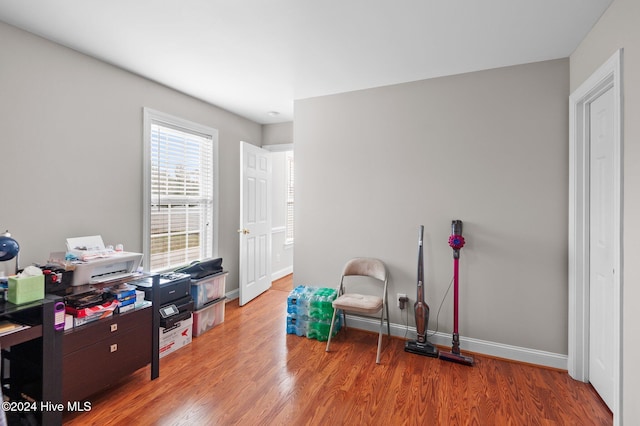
xmin=63 ymin=275 xmax=612 ymax=425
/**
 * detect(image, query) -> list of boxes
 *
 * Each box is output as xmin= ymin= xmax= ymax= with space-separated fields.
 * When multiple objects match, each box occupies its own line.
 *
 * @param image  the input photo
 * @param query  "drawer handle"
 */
xmin=110 ymin=344 xmax=118 ymax=353
xmin=111 ymin=323 xmax=118 ymax=332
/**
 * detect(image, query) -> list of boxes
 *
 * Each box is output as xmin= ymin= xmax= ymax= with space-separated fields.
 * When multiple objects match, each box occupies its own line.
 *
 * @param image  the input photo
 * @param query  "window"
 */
xmin=285 ymin=151 xmax=294 ymax=244
xmin=143 ymin=108 xmax=218 ymax=272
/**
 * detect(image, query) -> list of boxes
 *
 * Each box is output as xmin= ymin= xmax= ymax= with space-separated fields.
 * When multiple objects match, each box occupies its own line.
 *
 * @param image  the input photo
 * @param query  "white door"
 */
xmin=588 ymin=86 xmax=615 ymax=410
xmin=239 ymin=142 xmax=272 ymax=306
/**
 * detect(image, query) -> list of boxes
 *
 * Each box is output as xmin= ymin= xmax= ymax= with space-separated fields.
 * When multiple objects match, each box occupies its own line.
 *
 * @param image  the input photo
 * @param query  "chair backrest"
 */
xmin=342 ymin=257 xmax=388 ymax=282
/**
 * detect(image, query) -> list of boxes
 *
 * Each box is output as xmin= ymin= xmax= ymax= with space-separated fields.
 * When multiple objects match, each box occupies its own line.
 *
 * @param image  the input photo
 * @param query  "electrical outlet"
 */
xmin=397 ymin=293 xmax=408 ymax=309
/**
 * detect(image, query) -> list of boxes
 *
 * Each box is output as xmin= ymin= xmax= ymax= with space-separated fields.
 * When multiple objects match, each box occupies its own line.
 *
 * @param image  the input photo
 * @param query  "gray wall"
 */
xmin=262 ymin=122 xmax=293 ymax=146
xmin=294 ymin=58 xmax=569 ymax=354
xmin=0 ymin=21 xmax=262 ymax=293
xmin=570 ymin=0 xmax=640 ymax=422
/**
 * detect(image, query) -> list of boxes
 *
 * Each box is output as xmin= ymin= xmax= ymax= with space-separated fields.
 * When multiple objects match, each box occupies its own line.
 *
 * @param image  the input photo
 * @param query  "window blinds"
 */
xmin=149 ymin=122 xmax=214 ymax=271
xmin=286 ymin=153 xmax=294 ymax=243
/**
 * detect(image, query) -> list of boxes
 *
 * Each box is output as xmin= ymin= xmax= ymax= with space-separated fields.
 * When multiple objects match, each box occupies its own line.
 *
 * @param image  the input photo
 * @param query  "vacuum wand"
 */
xmin=416 ymin=226 xmax=426 ymax=343
xmin=404 ymin=225 xmax=438 ymax=357
xmin=449 ymin=220 xmax=464 ymax=353
xmin=440 ymin=220 xmax=474 ymax=366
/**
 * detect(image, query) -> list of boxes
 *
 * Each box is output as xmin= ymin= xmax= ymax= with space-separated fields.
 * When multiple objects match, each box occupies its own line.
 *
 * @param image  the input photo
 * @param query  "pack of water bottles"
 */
xmin=286 ymin=285 xmax=341 ymax=341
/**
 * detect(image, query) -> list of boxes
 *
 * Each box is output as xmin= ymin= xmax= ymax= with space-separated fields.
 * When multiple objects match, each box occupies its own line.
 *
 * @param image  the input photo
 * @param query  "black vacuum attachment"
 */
xmin=405 ymin=225 xmax=439 ymax=357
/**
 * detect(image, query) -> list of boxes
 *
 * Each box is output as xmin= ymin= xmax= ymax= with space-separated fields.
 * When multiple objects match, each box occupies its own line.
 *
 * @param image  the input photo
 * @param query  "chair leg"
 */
xmin=376 ymin=312 xmax=384 ymax=364
xmin=385 ymin=301 xmax=391 ymax=336
xmin=326 ymin=307 xmax=338 ymax=353
xmin=342 ymin=309 xmax=347 ymax=330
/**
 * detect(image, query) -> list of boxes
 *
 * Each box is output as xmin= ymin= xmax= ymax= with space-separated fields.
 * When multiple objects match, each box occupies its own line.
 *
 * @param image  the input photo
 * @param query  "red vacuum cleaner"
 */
xmin=404 ymin=225 xmax=439 ymax=357
xmin=439 ymin=220 xmax=474 ymax=366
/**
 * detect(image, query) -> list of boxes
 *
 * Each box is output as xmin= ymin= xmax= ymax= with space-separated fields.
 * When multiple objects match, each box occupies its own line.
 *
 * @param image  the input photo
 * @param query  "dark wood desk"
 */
xmin=0 ymin=273 xmax=160 ymax=426
xmin=0 ymin=297 xmax=63 ymax=426
xmin=60 ymin=273 xmax=160 ymax=404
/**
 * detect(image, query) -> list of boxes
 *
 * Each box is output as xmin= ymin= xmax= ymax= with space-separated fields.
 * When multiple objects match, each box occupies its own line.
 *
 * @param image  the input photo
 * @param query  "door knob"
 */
xmin=237 ymin=228 xmax=250 ymax=235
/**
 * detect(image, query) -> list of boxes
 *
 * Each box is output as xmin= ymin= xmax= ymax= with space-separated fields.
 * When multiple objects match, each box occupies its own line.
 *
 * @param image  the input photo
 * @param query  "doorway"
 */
xmin=568 ymin=49 xmax=622 ymax=422
xmin=263 ymin=144 xmax=294 ymax=286
xmin=239 ymin=142 xmax=272 ymax=306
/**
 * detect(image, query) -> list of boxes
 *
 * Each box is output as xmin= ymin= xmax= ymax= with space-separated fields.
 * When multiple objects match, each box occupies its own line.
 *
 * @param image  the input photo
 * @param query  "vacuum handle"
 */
xmin=451 ymin=220 xmax=463 ymax=236
xmin=417 ymin=225 xmax=424 ymax=300
xmin=449 ymin=220 xmax=465 ymax=259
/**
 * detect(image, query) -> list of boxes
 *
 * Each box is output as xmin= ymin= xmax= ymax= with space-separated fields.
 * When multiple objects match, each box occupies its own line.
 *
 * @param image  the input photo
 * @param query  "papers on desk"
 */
xmin=66 ymin=235 xmax=115 ymax=261
xmin=0 ymin=320 xmax=30 ymax=337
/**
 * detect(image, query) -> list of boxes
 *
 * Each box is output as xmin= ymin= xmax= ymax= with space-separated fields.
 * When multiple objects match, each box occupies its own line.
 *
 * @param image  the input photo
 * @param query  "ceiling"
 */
xmin=0 ymin=0 xmax=612 ymax=124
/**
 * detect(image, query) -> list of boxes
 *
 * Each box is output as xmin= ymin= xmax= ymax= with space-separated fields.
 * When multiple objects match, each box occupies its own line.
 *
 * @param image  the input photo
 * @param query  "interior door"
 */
xmin=239 ymin=142 xmax=272 ymax=306
xmin=588 ymin=86 xmax=615 ymax=410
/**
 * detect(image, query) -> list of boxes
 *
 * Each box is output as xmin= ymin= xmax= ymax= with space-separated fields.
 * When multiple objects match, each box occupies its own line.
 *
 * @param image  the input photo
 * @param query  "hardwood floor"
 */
xmin=271 ymin=273 xmax=294 ymax=292
xmin=63 ymin=276 xmax=611 ymax=425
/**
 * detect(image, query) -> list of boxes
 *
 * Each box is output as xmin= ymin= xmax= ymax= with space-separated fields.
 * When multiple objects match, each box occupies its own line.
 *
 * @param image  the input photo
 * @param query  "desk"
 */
xmin=61 ymin=273 xmax=160 ymax=403
xmin=0 ymin=273 xmax=160 ymax=425
xmin=0 ymin=297 xmax=62 ymax=426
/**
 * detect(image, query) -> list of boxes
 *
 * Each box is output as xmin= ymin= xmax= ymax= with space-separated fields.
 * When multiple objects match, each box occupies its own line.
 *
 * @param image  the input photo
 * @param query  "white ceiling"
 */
xmin=0 ymin=0 xmax=612 ymax=124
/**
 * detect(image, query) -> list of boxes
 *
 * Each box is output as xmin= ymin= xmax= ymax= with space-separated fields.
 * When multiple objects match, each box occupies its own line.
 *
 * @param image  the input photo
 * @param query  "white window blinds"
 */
xmin=285 ymin=151 xmax=294 ymax=243
xmin=143 ymin=109 xmax=218 ymax=272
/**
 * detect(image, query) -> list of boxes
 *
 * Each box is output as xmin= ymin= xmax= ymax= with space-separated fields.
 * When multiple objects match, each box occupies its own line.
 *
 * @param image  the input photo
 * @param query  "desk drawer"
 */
xmin=63 ymin=306 xmax=151 ymax=355
xmin=62 ymin=323 xmax=152 ymax=403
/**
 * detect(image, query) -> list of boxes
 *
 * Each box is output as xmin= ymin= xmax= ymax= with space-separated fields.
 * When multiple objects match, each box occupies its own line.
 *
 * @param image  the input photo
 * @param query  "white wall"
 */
xmin=294 ymin=58 xmax=569 ymax=355
xmin=570 ymin=0 xmax=640 ymax=422
xmin=0 ymin=21 xmax=262 ymax=293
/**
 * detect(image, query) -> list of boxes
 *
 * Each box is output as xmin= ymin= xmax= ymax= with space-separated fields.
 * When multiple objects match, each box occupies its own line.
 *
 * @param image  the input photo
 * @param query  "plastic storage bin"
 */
xmin=191 ymin=271 xmax=227 ymax=310
xmin=192 ymin=298 xmax=226 ymax=337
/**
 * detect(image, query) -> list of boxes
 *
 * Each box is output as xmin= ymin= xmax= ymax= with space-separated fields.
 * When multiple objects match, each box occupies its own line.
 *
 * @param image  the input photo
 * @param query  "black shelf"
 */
xmin=0 ymin=297 xmax=63 ymax=426
xmin=0 ymin=273 xmax=160 ymax=426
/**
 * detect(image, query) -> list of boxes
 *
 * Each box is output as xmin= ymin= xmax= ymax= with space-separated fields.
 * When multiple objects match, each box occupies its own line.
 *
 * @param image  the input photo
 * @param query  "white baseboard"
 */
xmin=272 ymin=266 xmax=293 ymax=282
xmin=225 ymin=267 xmax=292 ymax=302
xmin=344 ymin=315 xmax=568 ymax=370
xmin=226 ymin=288 xmax=239 ymax=301
xmin=224 ymin=292 xmax=567 ymax=370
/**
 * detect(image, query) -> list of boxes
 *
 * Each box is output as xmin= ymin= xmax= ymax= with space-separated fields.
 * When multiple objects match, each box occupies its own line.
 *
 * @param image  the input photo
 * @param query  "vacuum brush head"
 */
xmin=404 ymin=340 xmax=439 ymax=358
xmin=439 ymin=350 xmax=474 ymax=366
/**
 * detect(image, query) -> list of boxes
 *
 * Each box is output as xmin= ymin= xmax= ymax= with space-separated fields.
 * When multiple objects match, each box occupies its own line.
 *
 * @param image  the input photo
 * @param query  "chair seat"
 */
xmin=332 ymin=293 xmax=383 ymax=314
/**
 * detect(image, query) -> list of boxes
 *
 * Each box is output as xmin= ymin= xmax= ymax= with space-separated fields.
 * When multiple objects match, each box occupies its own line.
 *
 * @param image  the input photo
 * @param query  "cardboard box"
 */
xmin=159 ymin=315 xmax=193 ymax=358
xmin=193 ymin=298 xmax=225 ymax=337
xmin=7 ymin=275 xmax=44 ymax=304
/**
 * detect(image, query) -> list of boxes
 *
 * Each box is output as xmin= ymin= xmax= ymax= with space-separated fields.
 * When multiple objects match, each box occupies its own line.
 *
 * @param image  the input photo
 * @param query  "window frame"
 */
xmin=142 ymin=107 xmax=219 ymax=272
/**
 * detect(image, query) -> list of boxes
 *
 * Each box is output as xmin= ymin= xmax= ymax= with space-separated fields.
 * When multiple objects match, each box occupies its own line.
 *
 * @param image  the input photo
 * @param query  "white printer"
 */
xmin=65 ymin=236 xmax=143 ymax=286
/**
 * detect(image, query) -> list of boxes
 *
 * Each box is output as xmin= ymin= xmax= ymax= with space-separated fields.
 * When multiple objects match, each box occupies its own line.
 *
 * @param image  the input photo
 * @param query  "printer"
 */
xmin=127 ymin=272 xmax=194 ymax=328
xmin=65 ymin=236 xmax=143 ymax=286
xmin=70 ymin=252 xmax=143 ymax=286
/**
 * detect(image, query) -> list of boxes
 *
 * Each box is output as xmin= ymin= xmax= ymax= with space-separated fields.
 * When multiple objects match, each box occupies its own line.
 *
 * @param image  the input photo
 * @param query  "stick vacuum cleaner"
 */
xmin=404 ymin=225 xmax=439 ymax=357
xmin=439 ymin=220 xmax=474 ymax=366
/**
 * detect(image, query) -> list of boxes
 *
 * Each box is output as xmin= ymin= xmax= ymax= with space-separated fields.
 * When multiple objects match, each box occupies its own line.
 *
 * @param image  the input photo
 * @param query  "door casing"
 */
xmin=568 ymin=49 xmax=623 ymax=424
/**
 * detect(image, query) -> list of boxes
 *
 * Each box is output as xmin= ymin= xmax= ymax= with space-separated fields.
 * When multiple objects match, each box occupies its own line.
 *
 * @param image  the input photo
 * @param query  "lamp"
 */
xmin=0 ymin=230 xmax=20 ymax=275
